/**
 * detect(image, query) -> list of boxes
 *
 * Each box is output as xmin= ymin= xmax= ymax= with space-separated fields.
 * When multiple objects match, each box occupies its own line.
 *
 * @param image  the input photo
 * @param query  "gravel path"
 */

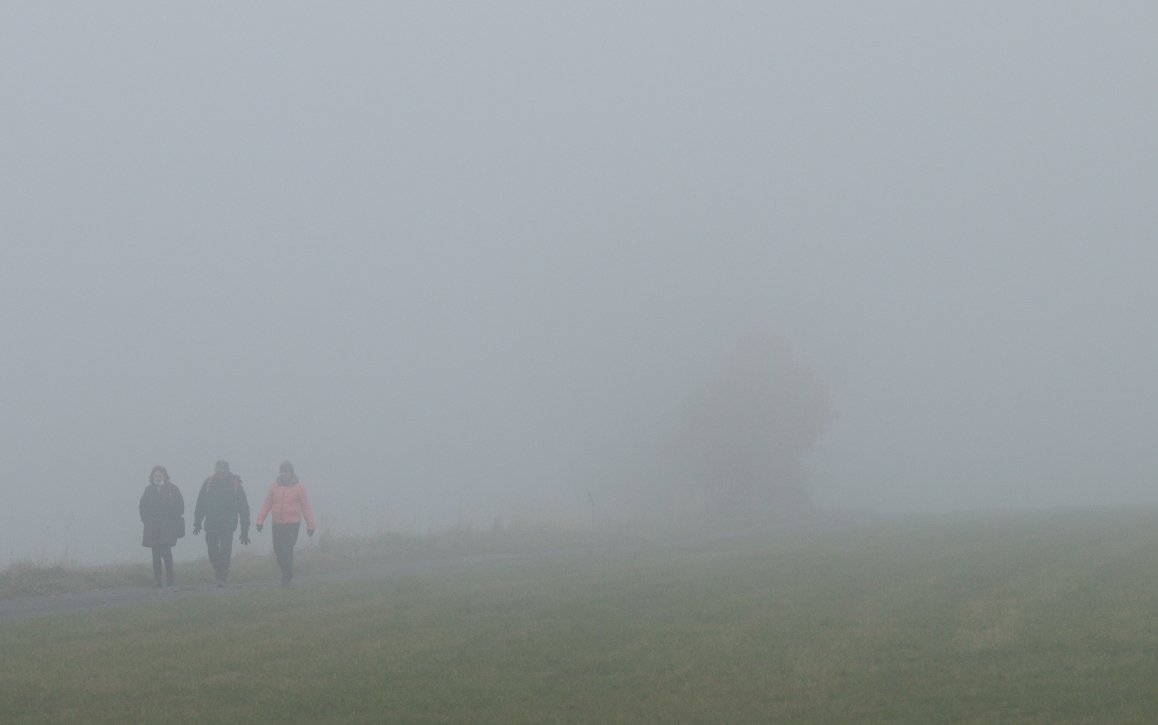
xmin=0 ymin=552 xmax=546 ymax=623
xmin=0 ymin=518 xmax=857 ymax=623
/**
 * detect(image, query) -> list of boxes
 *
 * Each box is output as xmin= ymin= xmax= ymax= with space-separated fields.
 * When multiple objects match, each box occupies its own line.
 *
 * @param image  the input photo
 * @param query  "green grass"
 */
xmin=5 ymin=508 xmax=1158 ymax=722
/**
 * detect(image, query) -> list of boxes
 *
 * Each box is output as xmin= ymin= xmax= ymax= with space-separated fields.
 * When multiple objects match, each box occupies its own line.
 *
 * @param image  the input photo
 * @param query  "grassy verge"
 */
xmin=5 ymin=507 xmax=1158 ymax=722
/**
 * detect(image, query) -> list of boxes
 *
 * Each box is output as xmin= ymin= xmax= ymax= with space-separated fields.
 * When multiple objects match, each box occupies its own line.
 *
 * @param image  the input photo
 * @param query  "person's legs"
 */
xmin=217 ymin=532 xmax=234 ymax=581
xmin=284 ymin=523 xmax=298 ymax=583
xmin=160 ymin=546 xmax=174 ymax=585
xmin=205 ymin=531 xmax=222 ymax=580
xmin=272 ymin=523 xmax=300 ymax=584
xmin=271 ymin=524 xmax=289 ymax=582
xmin=151 ymin=547 xmax=164 ymax=587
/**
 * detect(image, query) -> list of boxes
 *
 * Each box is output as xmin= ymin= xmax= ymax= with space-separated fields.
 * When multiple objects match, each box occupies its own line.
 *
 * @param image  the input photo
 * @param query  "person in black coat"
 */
xmin=140 ymin=465 xmax=185 ymax=587
xmin=193 ymin=460 xmax=251 ymax=586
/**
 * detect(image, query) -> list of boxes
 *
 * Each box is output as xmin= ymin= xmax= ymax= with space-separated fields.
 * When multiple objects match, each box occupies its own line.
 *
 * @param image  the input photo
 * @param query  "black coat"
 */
xmin=193 ymin=474 xmax=250 ymax=534
xmin=140 ymin=482 xmax=184 ymax=548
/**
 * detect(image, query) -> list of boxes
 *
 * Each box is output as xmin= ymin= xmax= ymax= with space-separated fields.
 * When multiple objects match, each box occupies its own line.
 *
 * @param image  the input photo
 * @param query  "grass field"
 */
xmin=4 ymin=508 xmax=1158 ymax=723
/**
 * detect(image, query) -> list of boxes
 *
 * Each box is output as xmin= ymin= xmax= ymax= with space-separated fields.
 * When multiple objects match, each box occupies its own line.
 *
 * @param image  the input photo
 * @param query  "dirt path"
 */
xmin=0 ymin=518 xmax=855 ymax=623
xmin=0 ymin=552 xmax=545 ymax=622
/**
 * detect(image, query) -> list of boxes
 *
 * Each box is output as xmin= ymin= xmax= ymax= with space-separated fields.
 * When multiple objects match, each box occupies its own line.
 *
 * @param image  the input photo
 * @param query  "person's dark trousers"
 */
xmin=272 ymin=522 xmax=300 ymax=584
xmin=205 ymin=530 xmax=234 ymax=581
xmin=151 ymin=546 xmax=174 ymax=587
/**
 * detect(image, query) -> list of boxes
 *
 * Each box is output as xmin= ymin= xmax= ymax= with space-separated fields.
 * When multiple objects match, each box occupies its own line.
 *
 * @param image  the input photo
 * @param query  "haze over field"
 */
xmin=2 ymin=3 xmax=1156 ymax=565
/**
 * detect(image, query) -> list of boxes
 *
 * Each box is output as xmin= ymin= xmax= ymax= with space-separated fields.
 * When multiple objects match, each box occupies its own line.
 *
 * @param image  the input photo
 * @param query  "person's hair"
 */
xmin=150 ymin=465 xmax=170 ymax=483
xmin=279 ymin=461 xmax=294 ymax=474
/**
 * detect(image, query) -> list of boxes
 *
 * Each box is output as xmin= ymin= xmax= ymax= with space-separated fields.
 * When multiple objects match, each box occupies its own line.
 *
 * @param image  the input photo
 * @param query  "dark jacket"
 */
xmin=193 ymin=473 xmax=251 ymax=535
xmin=140 ymin=481 xmax=184 ymax=548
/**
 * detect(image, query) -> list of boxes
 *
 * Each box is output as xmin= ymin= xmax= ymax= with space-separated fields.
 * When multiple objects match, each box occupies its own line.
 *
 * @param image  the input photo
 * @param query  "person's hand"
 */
xmin=255 ymin=524 xmax=263 ymax=533
xmin=240 ymin=533 xmax=251 ymax=545
xmin=307 ymin=529 xmax=315 ymax=538
xmin=193 ymin=525 xmax=201 ymax=536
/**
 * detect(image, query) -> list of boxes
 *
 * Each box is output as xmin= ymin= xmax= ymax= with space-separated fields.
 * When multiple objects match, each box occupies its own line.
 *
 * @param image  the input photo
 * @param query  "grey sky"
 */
xmin=2 ymin=3 xmax=1156 ymax=564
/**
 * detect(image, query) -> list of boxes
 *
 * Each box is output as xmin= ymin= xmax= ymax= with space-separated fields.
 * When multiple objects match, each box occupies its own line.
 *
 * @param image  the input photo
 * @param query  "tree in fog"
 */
xmin=667 ymin=336 xmax=834 ymax=515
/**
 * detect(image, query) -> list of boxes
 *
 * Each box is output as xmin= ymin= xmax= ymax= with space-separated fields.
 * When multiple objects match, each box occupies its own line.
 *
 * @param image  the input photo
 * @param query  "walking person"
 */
xmin=139 ymin=465 xmax=184 ymax=587
xmin=193 ymin=460 xmax=251 ymax=587
xmin=255 ymin=462 xmax=315 ymax=586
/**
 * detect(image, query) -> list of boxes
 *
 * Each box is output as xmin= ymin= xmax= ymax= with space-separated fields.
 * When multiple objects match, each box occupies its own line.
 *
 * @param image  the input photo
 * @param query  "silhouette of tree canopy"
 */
xmin=667 ymin=336 xmax=834 ymax=515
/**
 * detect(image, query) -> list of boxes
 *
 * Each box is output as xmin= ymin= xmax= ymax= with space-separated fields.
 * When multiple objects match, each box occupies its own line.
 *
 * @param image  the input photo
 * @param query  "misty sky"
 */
xmin=3 ymin=3 xmax=1157 ymax=564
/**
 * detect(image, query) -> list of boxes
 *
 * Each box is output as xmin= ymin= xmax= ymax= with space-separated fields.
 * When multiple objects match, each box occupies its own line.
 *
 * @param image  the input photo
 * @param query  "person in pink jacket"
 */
xmin=254 ymin=461 xmax=316 ymax=585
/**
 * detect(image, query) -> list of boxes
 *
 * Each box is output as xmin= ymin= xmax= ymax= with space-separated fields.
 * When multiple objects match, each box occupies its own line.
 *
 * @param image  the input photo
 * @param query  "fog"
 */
xmin=3 ymin=3 xmax=1156 ymax=565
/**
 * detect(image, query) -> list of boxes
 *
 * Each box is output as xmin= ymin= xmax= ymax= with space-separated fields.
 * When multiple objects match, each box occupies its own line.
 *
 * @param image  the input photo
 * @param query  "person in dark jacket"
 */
xmin=140 ymin=465 xmax=184 ymax=587
xmin=193 ymin=460 xmax=251 ymax=586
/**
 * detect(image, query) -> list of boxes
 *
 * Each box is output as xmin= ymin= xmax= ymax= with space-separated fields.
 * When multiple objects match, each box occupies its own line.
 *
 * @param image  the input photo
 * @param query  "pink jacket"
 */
xmin=256 ymin=480 xmax=316 ymax=529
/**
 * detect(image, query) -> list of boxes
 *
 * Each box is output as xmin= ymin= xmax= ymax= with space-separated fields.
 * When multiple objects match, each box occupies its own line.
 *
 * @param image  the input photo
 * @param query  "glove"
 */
xmin=193 ymin=525 xmax=201 ymax=536
xmin=255 ymin=524 xmax=263 ymax=533
xmin=240 ymin=533 xmax=251 ymax=545
xmin=307 ymin=529 xmax=315 ymax=538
